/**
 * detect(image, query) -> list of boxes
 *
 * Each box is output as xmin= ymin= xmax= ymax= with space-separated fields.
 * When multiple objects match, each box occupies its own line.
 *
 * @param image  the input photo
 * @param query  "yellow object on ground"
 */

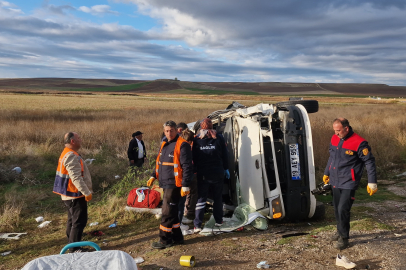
xmin=179 ymin=255 xmax=196 ymax=267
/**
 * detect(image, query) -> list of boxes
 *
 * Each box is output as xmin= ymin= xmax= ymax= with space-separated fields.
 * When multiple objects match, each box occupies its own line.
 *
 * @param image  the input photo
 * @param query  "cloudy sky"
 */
xmin=1 ymin=0 xmax=405 ymax=85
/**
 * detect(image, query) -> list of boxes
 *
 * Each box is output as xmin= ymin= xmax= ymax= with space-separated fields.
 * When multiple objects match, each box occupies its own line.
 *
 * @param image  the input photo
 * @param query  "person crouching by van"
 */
xmin=147 ymin=120 xmax=193 ymax=249
xmin=192 ymin=118 xmax=230 ymax=233
xmin=178 ymin=129 xmax=197 ymax=227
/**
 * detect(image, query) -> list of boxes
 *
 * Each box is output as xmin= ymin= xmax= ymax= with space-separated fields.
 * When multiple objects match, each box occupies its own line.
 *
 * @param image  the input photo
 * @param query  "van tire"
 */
xmin=276 ymin=100 xmax=319 ymax=113
xmin=311 ymin=201 xmax=325 ymax=220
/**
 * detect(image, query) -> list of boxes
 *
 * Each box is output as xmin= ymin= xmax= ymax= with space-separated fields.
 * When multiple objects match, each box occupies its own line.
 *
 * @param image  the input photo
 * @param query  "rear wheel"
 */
xmin=276 ymin=100 xmax=319 ymax=113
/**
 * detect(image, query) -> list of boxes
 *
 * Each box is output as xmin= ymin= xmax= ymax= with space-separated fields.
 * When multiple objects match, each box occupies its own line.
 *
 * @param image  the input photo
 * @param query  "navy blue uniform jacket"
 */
xmin=324 ymin=128 xmax=377 ymax=190
xmin=192 ymin=134 xmax=229 ymax=178
xmin=151 ymin=135 xmax=193 ymax=189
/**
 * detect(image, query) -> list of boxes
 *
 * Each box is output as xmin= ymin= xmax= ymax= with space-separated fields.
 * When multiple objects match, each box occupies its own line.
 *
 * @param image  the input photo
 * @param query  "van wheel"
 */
xmin=311 ymin=201 xmax=325 ymax=220
xmin=276 ymin=100 xmax=319 ymax=113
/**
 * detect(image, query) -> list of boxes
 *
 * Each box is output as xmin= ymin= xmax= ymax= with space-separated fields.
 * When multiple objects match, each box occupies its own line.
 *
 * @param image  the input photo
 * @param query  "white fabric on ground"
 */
xmin=21 ymin=250 xmax=138 ymax=270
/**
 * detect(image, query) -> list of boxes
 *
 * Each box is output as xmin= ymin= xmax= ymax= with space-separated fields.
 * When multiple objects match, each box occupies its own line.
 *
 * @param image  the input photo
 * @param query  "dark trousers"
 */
xmin=184 ymin=174 xmax=198 ymax=218
xmin=332 ymin=188 xmax=355 ymax=239
xmin=178 ymin=196 xmax=186 ymax=223
xmin=194 ymin=174 xmax=224 ymax=229
xmin=159 ymin=187 xmax=183 ymax=245
xmin=129 ymin=158 xmax=144 ymax=167
xmin=64 ymin=197 xmax=88 ymax=247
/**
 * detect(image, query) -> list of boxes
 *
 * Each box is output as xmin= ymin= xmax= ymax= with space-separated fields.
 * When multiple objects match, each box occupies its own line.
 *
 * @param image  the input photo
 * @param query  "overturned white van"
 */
xmin=190 ymin=100 xmax=324 ymax=222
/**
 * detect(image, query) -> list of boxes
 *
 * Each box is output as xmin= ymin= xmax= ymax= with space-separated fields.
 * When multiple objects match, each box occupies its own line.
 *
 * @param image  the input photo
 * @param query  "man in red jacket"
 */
xmin=323 ymin=118 xmax=377 ymax=250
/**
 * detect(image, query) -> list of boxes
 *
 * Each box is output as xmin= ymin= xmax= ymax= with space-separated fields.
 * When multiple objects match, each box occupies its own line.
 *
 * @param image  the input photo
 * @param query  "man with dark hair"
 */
xmin=127 ymin=131 xmax=146 ymax=167
xmin=147 ymin=120 xmax=193 ymax=249
xmin=323 ymin=118 xmax=377 ymax=250
xmin=176 ymin=122 xmax=188 ymax=133
xmin=53 ymin=132 xmax=93 ymax=252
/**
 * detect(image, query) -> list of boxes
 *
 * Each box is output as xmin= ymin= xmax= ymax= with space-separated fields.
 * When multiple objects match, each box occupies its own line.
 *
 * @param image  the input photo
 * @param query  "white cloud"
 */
xmin=78 ymin=5 xmax=119 ymax=16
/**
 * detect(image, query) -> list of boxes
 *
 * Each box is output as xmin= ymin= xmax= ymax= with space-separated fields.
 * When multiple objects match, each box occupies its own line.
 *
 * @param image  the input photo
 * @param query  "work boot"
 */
xmin=335 ymin=237 xmax=349 ymax=250
xmin=336 ymin=254 xmax=356 ymax=269
xmin=330 ymin=231 xmax=340 ymax=241
xmin=151 ymin=241 xmax=173 ymax=249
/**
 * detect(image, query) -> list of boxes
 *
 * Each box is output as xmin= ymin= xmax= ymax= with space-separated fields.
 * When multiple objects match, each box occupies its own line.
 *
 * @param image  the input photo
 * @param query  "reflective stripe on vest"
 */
xmin=53 ymin=147 xmax=84 ymax=198
xmin=155 ymin=137 xmax=186 ymax=187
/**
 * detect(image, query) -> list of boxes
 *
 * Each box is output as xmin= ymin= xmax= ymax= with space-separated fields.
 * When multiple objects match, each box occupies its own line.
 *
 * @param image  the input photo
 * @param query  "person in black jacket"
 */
xmin=192 ymin=118 xmax=229 ymax=232
xmin=323 ymin=118 xmax=377 ymax=250
xmin=127 ymin=131 xmax=146 ymax=167
xmin=147 ymin=121 xmax=193 ymax=249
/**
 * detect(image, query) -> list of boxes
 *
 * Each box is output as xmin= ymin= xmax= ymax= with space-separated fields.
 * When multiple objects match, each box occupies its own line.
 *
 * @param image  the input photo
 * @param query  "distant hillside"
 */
xmin=0 ymin=78 xmax=405 ymax=97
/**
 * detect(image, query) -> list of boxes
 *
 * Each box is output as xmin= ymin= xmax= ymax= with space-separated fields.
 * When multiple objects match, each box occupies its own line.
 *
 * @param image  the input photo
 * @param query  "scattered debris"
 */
xmin=155 ymin=214 xmax=162 ymax=220
xmin=115 ymin=175 xmax=120 ymax=179
xmin=0 ymin=233 xmax=27 ymax=240
xmin=85 ymin=159 xmax=96 ymax=165
xmin=35 ymin=216 xmax=44 ymax=223
xmin=38 ymin=221 xmax=51 ymax=228
xmin=311 ymin=235 xmax=318 ymax=238
xmin=182 ymin=229 xmax=194 ymax=236
xmin=134 ymin=257 xmax=144 ymax=263
xmin=1 ymin=251 xmax=11 ymax=256
xmin=232 ymin=238 xmax=238 ymax=241
xmin=394 ymin=233 xmax=402 ymax=237
xmin=88 ymin=230 xmax=104 ymax=236
xmin=12 ymin=167 xmax=21 ymax=174
xmin=280 ymin=231 xmax=309 ymax=238
xmin=109 ymin=221 xmax=118 ymax=228
xmin=257 ymin=261 xmax=270 ymax=269
xmin=89 ymin=222 xmax=99 ymax=226
xmin=396 ymin=171 xmax=406 ymax=177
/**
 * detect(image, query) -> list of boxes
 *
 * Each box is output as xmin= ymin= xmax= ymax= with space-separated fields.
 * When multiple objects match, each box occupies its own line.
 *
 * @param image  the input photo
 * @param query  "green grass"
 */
xmin=63 ymin=81 xmax=152 ymax=92
xmin=184 ymin=88 xmax=259 ymax=95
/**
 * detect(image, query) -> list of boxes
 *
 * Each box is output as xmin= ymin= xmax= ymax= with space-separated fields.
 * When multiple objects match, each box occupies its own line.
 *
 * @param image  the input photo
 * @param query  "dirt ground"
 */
xmin=99 ymin=181 xmax=406 ymax=270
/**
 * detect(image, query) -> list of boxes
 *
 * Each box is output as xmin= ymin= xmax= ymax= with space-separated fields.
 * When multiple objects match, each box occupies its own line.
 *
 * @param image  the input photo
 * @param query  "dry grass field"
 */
xmin=1 ymin=92 xmax=406 ymax=269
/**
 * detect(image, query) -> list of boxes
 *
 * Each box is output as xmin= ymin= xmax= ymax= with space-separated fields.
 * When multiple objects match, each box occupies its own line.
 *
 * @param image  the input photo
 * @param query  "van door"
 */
xmin=236 ymin=117 xmax=265 ymax=210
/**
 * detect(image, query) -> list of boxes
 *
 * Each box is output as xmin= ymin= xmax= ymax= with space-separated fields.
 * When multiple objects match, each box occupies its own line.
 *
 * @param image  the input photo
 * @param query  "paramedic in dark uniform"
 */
xmin=192 ymin=118 xmax=229 ymax=233
xmin=323 ymin=118 xmax=377 ymax=250
xmin=147 ymin=120 xmax=193 ymax=249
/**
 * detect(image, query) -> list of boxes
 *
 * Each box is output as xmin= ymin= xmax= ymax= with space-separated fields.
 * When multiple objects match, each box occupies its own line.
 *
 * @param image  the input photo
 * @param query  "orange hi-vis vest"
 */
xmin=53 ymin=147 xmax=84 ymax=198
xmin=155 ymin=137 xmax=187 ymax=187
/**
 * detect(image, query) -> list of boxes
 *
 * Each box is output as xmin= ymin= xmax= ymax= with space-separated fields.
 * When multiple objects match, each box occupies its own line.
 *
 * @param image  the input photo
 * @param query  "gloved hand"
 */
xmin=224 ymin=169 xmax=230 ymax=179
xmin=147 ymin=177 xmax=155 ymax=186
xmin=367 ymin=183 xmax=378 ymax=196
xmin=323 ymin=175 xmax=330 ymax=184
xmin=181 ymin=187 xmax=190 ymax=197
xmin=85 ymin=194 xmax=92 ymax=202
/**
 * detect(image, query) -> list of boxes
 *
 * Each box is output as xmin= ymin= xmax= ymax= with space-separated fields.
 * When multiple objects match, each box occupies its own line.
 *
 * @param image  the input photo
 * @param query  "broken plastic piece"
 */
xmin=89 ymin=222 xmax=99 ymax=226
xmin=85 ymin=159 xmax=96 ymax=165
xmin=12 ymin=167 xmax=21 ymax=174
xmin=1 ymin=251 xmax=11 ymax=256
xmin=38 ymin=221 xmax=51 ymax=228
xmin=115 ymin=175 xmax=120 ymax=179
xmin=134 ymin=257 xmax=144 ymax=263
xmin=257 ymin=261 xmax=270 ymax=269
xmin=0 ymin=233 xmax=27 ymax=240
xmin=109 ymin=221 xmax=117 ymax=228
xmin=35 ymin=216 xmax=44 ymax=223
xmin=182 ymin=229 xmax=194 ymax=236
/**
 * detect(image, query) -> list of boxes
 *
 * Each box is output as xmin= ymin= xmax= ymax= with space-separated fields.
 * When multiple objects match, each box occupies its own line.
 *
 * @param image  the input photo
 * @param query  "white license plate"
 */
xmin=289 ymin=144 xmax=301 ymax=180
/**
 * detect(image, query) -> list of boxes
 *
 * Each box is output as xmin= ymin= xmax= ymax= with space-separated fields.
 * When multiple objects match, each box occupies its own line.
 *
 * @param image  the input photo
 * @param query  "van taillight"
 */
xmin=272 ymin=197 xmax=282 ymax=219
